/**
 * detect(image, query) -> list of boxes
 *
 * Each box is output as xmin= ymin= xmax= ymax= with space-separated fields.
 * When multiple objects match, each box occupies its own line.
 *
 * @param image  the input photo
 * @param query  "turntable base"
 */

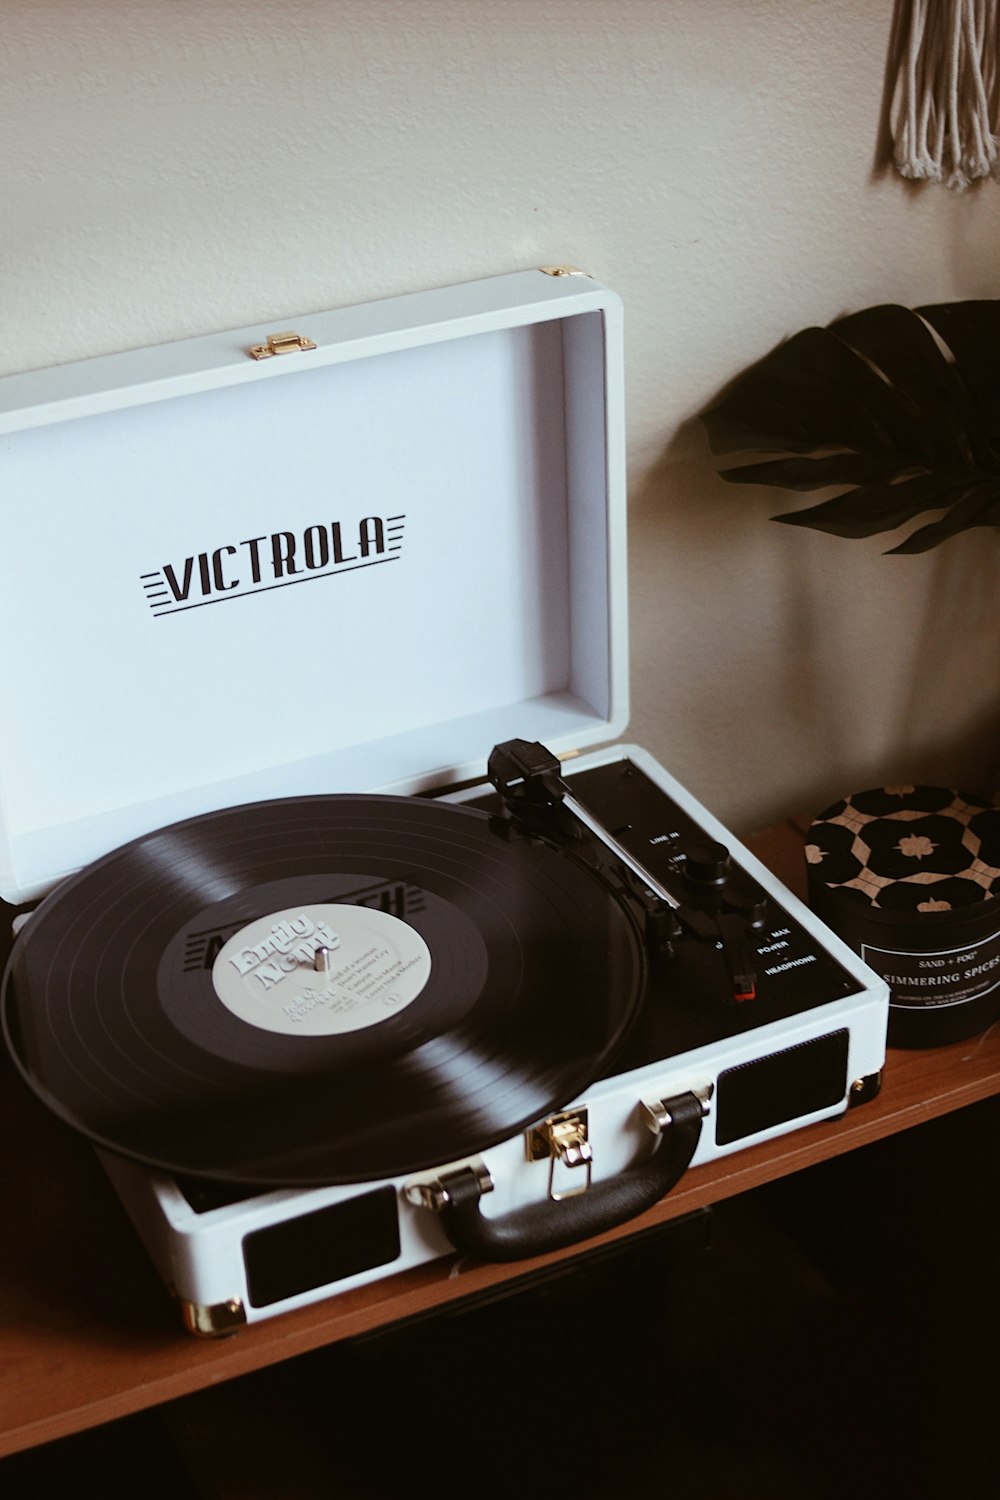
xmin=4 ymin=816 xmax=1000 ymax=1462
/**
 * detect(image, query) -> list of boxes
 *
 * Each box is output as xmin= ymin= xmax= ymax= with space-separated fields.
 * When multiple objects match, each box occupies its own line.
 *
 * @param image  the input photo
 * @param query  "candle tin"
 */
xmin=806 ymin=785 xmax=1000 ymax=1047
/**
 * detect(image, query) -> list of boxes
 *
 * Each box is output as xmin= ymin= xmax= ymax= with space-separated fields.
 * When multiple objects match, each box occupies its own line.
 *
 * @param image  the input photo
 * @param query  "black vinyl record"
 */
xmin=2 ymin=795 xmax=646 ymax=1186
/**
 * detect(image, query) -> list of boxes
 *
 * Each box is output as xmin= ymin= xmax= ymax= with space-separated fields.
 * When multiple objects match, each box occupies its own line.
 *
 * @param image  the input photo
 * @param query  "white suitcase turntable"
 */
xmin=0 ymin=269 xmax=889 ymax=1333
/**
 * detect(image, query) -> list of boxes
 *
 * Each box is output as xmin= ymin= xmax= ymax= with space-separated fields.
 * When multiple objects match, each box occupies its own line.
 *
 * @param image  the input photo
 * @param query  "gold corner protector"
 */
xmin=539 ymin=265 xmax=591 ymax=278
xmin=180 ymin=1296 xmax=248 ymax=1337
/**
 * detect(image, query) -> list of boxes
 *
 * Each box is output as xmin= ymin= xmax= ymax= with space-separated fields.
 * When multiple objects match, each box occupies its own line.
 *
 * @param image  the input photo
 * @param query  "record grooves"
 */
xmin=2 ymin=795 xmax=647 ymax=1187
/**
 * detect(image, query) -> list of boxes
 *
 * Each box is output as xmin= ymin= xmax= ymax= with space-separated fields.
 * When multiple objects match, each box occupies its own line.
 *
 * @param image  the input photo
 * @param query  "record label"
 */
xmin=212 ymin=903 xmax=432 ymax=1037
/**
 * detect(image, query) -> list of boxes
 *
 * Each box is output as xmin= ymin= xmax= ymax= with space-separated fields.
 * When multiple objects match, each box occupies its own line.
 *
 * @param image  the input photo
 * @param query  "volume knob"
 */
xmin=683 ymin=838 xmax=731 ymax=890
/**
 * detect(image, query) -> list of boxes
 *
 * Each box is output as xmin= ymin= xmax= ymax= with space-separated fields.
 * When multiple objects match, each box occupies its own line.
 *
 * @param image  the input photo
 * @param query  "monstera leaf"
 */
xmin=700 ymin=300 xmax=1000 ymax=553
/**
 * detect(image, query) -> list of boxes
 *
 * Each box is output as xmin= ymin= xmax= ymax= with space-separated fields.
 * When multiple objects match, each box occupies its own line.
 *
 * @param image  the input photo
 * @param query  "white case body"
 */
xmin=0 ymin=270 xmax=889 ymax=1331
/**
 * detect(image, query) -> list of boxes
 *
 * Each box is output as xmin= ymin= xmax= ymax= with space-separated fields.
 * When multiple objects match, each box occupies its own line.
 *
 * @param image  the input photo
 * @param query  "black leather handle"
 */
xmin=436 ymin=1091 xmax=704 ymax=1262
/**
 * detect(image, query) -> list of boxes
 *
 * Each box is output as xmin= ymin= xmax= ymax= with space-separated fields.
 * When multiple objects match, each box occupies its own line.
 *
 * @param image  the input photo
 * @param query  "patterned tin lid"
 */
xmin=806 ymin=786 xmax=1000 ymax=914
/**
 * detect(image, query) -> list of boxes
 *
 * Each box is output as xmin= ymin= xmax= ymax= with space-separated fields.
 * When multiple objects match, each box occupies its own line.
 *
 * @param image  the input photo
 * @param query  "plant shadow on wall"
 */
xmin=629 ymin=427 xmax=875 ymax=827
xmin=695 ymin=299 xmax=1000 ymax=802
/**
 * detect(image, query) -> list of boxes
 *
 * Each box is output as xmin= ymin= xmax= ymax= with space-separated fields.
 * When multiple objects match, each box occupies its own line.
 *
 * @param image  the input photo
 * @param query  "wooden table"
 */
xmin=3 ymin=815 xmax=999 ymax=1458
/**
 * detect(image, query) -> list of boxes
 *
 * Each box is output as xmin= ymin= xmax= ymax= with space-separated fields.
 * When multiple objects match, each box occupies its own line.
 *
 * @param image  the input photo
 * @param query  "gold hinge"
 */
xmin=249 ymin=330 xmax=318 ymax=361
xmin=403 ymin=1159 xmax=493 ymax=1212
xmin=640 ymin=1084 xmax=714 ymax=1135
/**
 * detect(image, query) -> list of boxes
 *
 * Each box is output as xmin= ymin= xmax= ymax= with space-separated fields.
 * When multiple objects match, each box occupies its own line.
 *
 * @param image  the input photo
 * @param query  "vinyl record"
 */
xmin=2 ymin=795 xmax=646 ymax=1186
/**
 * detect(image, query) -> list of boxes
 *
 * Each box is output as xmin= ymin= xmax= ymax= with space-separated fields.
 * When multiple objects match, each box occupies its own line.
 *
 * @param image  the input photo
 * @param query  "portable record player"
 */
xmin=0 ymin=268 xmax=889 ymax=1334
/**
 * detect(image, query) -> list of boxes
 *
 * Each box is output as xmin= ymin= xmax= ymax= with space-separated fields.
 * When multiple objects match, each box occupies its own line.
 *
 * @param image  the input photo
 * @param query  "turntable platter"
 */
xmin=2 ymin=795 xmax=646 ymax=1186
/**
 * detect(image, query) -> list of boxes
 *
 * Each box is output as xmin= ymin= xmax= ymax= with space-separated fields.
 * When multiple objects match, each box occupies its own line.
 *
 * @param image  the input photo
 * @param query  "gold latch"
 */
xmin=526 ymin=1108 xmax=592 ymax=1201
xmin=248 ymin=330 xmax=318 ymax=361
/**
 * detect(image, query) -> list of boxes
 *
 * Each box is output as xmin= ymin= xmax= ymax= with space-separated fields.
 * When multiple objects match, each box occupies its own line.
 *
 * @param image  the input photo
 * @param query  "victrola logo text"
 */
xmin=140 ymin=513 xmax=404 ymax=617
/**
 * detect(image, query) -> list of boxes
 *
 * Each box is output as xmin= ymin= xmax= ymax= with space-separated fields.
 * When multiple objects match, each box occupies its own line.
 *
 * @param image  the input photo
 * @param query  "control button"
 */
xmin=728 ymin=890 xmax=770 ymax=929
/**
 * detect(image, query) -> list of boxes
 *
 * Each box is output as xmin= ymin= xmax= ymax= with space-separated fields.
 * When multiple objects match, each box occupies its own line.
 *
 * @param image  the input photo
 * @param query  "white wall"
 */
xmin=3 ymin=0 xmax=999 ymax=833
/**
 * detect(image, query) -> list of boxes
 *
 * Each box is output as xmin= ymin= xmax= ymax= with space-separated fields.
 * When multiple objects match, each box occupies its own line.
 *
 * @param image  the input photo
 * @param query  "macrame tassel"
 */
xmin=889 ymin=0 xmax=999 ymax=188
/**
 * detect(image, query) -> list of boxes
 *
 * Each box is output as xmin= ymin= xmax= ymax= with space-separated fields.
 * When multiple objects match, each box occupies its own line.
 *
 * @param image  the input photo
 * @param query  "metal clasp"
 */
xmin=526 ymin=1108 xmax=593 ymax=1201
xmin=248 ymin=330 xmax=318 ymax=360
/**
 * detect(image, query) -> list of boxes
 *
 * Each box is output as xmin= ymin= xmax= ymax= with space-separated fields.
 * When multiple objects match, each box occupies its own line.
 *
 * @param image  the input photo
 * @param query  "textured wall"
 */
xmin=3 ymin=0 xmax=999 ymax=831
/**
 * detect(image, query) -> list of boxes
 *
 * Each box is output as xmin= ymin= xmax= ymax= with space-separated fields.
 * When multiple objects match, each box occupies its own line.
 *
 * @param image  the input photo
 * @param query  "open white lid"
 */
xmin=0 ymin=268 xmax=627 ymax=903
